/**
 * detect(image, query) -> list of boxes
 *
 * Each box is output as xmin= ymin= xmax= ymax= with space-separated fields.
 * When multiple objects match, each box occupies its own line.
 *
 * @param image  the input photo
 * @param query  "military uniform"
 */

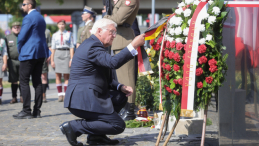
xmin=5 ymin=33 xmax=19 ymax=82
xmin=104 ymin=0 xmax=139 ymax=104
xmin=42 ymin=29 xmax=51 ymax=74
xmin=77 ymin=20 xmax=94 ymax=44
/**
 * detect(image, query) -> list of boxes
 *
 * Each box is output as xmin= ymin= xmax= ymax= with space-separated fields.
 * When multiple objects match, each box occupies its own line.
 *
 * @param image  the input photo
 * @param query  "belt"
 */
xmin=57 ymin=48 xmax=70 ymax=50
xmin=118 ymin=23 xmax=131 ymax=28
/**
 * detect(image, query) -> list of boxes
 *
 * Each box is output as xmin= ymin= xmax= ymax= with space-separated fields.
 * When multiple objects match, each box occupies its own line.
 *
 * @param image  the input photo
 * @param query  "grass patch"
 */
xmin=206 ymin=118 xmax=212 ymax=126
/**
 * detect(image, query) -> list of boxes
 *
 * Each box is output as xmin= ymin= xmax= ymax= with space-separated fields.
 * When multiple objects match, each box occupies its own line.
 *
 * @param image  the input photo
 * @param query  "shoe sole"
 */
xmin=60 ymin=125 xmax=66 ymax=135
xmin=13 ymin=116 xmax=33 ymax=119
xmin=87 ymin=140 xmax=119 ymax=145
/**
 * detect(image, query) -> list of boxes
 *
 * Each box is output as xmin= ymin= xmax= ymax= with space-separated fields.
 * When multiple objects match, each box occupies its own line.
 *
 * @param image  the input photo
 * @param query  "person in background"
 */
xmin=76 ymin=6 xmax=96 ymax=48
xmin=13 ymin=0 xmax=49 ymax=119
xmin=41 ymin=28 xmax=52 ymax=103
xmin=104 ymin=0 xmax=140 ymax=121
xmin=0 ymin=38 xmax=8 ymax=104
xmin=5 ymin=22 xmax=23 ymax=104
xmin=51 ymin=19 xmax=74 ymax=102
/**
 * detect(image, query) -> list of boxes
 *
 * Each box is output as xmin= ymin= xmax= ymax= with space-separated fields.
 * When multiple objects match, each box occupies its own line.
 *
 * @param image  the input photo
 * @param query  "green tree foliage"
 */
xmin=0 ymin=28 xmax=5 ymax=38
xmin=0 ymin=0 xmax=63 ymax=16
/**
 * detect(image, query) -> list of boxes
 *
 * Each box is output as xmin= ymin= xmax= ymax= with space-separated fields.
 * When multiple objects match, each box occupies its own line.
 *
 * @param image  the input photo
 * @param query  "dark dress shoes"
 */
xmin=87 ymin=134 xmax=119 ymax=145
xmin=32 ymin=110 xmax=42 ymax=118
xmin=13 ymin=111 xmax=33 ymax=119
xmin=120 ymin=103 xmax=136 ymax=121
xmin=59 ymin=122 xmax=83 ymax=146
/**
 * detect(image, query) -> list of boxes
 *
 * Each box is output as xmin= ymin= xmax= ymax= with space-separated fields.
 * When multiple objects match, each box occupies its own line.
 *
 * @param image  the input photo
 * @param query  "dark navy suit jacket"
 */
xmin=64 ymin=35 xmax=134 ymax=114
xmin=17 ymin=10 xmax=49 ymax=61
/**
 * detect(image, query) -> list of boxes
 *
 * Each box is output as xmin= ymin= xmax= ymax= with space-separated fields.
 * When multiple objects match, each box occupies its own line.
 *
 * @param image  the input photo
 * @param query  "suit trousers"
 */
xmin=69 ymin=90 xmax=128 ymax=137
xmin=114 ymin=49 xmax=136 ymax=103
xmin=20 ymin=58 xmax=45 ymax=113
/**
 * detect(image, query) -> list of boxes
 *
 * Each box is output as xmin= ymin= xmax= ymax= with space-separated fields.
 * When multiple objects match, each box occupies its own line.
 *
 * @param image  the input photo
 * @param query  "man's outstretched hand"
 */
xmin=121 ymin=85 xmax=133 ymax=97
xmin=131 ymin=34 xmax=145 ymax=49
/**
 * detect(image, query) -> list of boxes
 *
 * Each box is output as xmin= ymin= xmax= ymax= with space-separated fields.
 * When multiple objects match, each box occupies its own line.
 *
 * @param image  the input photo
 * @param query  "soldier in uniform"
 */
xmin=5 ymin=22 xmax=22 ymax=104
xmin=104 ymin=0 xmax=139 ymax=121
xmin=41 ymin=28 xmax=52 ymax=103
xmin=76 ymin=6 xmax=96 ymax=48
xmin=51 ymin=19 xmax=74 ymax=102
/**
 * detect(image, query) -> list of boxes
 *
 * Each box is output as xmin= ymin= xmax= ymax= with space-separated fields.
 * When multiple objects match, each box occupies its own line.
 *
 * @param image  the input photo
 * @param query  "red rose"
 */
xmin=197 ymin=82 xmax=203 ymax=88
xmin=164 ymin=49 xmax=169 ymax=58
xmin=196 ymin=67 xmax=203 ymax=76
xmin=173 ymin=90 xmax=180 ymax=96
xmin=198 ymin=44 xmax=207 ymax=54
xmin=166 ymin=74 xmax=170 ymax=81
xmin=162 ymin=62 xmax=166 ymax=69
xmin=157 ymin=37 xmax=163 ymax=44
xmin=173 ymin=79 xmax=178 ymax=84
xmin=168 ymin=51 xmax=174 ymax=59
xmin=166 ymin=41 xmax=170 ymax=48
xmin=153 ymin=44 xmax=160 ymax=51
xmin=173 ymin=64 xmax=180 ymax=72
xmin=205 ymin=76 xmax=213 ymax=84
xmin=164 ymin=85 xmax=172 ymax=93
xmin=184 ymin=44 xmax=187 ymax=51
xmin=173 ymin=53 xmax=181 ymax=62
xmin=176 ymin=42 xmax=184 ymax=50
xmin=165 ymin=64 xmax=171 ymax=71
xmin=170 ymin=41 xmax=176 ymax=48
xmin=198 ymin=56 xmax=207 ymax=64
xmin=209 ymin=65 xmax=218 ymax=73
xmin=183 ymin=53 xmax=186 ymax=60
xmin=178 ymin=78 xmax=183 ymax=85
xmin=208 ymin=58 xmax=217 ymax=66
xmin=161 ymin=71 xmax=165 ymax=78
xmin=150 ymin=39 xmax=155 ymax=46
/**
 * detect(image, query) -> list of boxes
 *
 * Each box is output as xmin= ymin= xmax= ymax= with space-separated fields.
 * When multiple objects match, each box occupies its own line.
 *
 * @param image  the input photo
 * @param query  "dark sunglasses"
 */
xmin=22 ymin=3 xmax=30 ymax=6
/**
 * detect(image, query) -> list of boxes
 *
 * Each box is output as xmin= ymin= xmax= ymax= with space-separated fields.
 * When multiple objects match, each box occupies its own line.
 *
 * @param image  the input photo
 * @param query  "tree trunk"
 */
xmin=155 ymin=112 xmax=167 ymax=146
xmin=162 ymin=114 xmax=180 ymax=146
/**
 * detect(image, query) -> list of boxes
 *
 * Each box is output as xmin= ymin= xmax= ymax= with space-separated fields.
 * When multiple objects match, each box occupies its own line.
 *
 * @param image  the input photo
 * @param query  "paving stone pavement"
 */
xmin=0 ymin=83 xmax=219 ymax=146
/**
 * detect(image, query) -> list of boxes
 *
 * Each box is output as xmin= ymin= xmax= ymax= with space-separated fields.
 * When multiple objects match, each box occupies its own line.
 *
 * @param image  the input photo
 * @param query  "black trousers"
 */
xmin=69 ymin=90 xmax=128 ymax=137
xmin=20 ymin=58 xmax=45 ymax=113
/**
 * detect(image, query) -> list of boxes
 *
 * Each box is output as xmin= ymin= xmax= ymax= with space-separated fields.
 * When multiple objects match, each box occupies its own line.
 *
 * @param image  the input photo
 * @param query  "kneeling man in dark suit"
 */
xmin=59 ymin=18 xmax=145 ymax=146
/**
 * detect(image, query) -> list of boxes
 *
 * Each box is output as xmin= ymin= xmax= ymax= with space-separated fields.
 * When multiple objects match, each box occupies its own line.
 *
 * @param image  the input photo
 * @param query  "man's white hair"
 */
xmin=91 ymin=18 xmax=117 ymax=34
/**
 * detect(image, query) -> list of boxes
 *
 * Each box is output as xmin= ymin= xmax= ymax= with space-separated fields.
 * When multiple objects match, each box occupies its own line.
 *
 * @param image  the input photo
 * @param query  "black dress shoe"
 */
xmin=121 ymin=103 xmax=136 ymax=121
xmin=87 ymin=134 xmax=119 ymax=145
xmin=13 ymin=111 xmax=33 ymax=119
xmin=59 ymin=122 xmax=83 ymax=146
xmin=32 ymin=110 xmax=42 ymax=118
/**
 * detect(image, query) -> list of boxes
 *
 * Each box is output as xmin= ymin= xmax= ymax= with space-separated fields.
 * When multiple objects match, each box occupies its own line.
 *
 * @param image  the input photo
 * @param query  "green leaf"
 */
xmin=221 ymin=12 xmax=227 ymax=18
xmin=218 ymin=0 xmax=224 ymax=9
xmin=206 ymin=23 xmax=210 ymax=29
xmin=169 ymin=79 xmax=176 ymax=89
xmin=221 ymin=46 xmax=226 ymax=50
xmin=197 ymin=88 xmax=202 ymax=95
xmin=203 ymin=80 xmax=207 ymax=88
xmin=181 ymin=23 xmax=187 ymax=30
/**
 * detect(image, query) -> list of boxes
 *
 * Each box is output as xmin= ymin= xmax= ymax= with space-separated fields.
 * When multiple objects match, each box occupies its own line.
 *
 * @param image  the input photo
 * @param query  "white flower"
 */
xmin=200 ymin=24 xmax=205 ymax=32
xmin=185 ymin=0 xmax=194 ymax=5
xmin=202 ymin=13 xmax=210 ymax=20
xmin=167 ymin=37 xmax=174 ymax=42
xmin=199 ymin=38 xmax=206 ymax=44
xmin=208 ymin=0 xmax=213 ymax=5
xmin=170 ymin=16 xmax=183 ymax=26
xmin=208 ymin=16 xmax=216 ymax=24
xmin=175 ymin=38 xmax=183 ymax=43
xmin=201 ymin=0 xmax=206 ymax=2
xmin=212 ymin=7 xmax=220 ymax=16
xmin=193 ymin=1 xmax=200 ymax=5
xmin=185 ymin=37 xmax=188 ymax=43
xmin=175 ymin=8 xmax=183 ymax=15
xmin=174 ymin=26 xmax=182 ymax=35
xmin=168 ymin=28 xmax=175 ymax=35
xmin=184 ymin=9 xmax=192 ymax=17
xmin=188 ymin=19 xmax=192 ymax=26
xmin=206 ymin=34 xmax=212 ymax=41
xmin=183 ymin=27 xmax=189 ymax=36
xmin=178 ymin=2 xmax=185 ymax=7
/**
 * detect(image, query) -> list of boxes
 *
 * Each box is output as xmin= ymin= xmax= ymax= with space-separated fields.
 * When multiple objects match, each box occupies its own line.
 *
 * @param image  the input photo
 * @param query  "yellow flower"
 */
xmin=150 ymin=49 xmax=156 ymax=58
xmin=149 ymin=58 xmax=152 ymax=62
xmin=146 ymin=48 xmax=151 ymax=56
xmin=147 ymin=75 xmax=151 ymax=81
xmin=150 ymin=63 xmax=155 ymax=69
